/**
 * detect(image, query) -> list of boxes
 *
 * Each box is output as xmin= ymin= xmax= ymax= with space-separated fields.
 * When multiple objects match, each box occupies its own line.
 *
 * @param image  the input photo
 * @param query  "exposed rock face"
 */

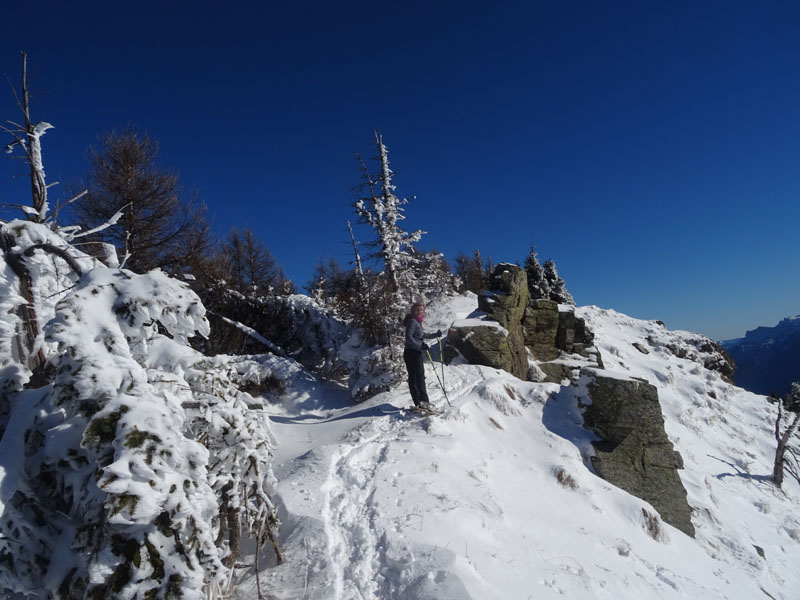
xmin=582 ymin=369 xmax=695 ymax=537
xmin=524 ymin=299 xmax=560 ymax=361
xmin=475 ymin=264 xmax=530 ymax=379
xmin=447 ymin=264 xmax=599 ymax=380
xmin=524 ymin=299 xmax=596 ymax=362
xmin=560 ymin=309 xmax=595 ymax=356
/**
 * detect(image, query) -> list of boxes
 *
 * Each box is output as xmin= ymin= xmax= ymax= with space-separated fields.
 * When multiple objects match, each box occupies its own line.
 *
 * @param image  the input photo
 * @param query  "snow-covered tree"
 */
xmin=406 ymin=248 xmax=459 ymax=301
xmin=543 ymin=259 xmax=575 ymax=305
xmin=1 ymin=67 xmax=282 ymax=595
xmin=353 ymin=132 xmax=424 ymax=302
xmin=524 ymin=246 xmax=550 ymax=300
xmin=1 ymin=52 xmax=56 ymax=224
xmin=0 ymin=225 xmax=284 ymax=598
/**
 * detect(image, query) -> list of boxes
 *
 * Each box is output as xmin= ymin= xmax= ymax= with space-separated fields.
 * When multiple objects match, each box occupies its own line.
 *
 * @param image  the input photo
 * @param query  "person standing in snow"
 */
xmin=403 ymin=302 xmax=442 ymax=409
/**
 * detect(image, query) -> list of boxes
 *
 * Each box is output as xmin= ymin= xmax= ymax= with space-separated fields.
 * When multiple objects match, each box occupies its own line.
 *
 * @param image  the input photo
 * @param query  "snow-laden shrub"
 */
xmin=16 ymin=268 xmax=222 ymax=598
xmin=165 ymin=351 xmax=292 ymax=567
xmin=0 ymin=222 xmax=281 ymax=599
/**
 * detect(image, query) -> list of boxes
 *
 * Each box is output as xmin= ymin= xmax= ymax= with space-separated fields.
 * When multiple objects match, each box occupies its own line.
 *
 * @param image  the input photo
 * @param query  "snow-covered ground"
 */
xmin=234 ymin=295 xmax=800 ymax=600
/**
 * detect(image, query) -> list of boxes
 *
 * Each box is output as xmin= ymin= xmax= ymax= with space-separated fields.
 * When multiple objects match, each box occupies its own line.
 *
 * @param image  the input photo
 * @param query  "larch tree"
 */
xmin=454 ymin=249 xmax=490 ymax=294
xmin=223 ymin=227 xmax=282 ymax=294
xmin=72 ymin=128 xmax=210 ymax=274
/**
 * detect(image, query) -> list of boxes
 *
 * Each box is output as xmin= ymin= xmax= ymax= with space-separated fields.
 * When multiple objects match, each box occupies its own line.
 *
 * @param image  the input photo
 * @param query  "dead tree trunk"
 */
xmin=772 ymin=400 xmax=800 ymax=488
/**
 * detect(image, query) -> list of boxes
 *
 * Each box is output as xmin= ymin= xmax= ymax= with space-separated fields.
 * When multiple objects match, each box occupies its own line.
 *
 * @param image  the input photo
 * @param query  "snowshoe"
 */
xmin=408 ymin=403 xmax=441 ymax=416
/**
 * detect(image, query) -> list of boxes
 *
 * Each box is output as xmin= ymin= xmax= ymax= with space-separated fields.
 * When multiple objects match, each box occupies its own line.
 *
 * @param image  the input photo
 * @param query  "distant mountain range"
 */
xmin=721 ymin=316 xmax=800 ymax=396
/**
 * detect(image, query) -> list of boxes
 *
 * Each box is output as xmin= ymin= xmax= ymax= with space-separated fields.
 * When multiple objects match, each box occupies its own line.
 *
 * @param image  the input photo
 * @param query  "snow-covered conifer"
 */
xmin=543 ymin=259 xmax=575 ymax=305
xmin=353 ymin=132 xmax=424 ymax=302
xmin=524 ymin=246 xmax=550 ymax=300
xmin=0 ymin=220 xmax=283 ymax=598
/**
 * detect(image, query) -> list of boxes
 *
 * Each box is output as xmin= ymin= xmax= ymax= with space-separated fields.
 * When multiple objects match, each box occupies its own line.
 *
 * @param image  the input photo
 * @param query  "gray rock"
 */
xmin=538 ymin=362 xmax=575 ymax=383
xmin=475 ymin=264 xmax=530 ymax=379
xmin=445 ymin=263 xmax=602 ymax=379
xmin=583 ymin=369 xmax=695 ymax=537
xmin=523 ymin=300 xmax=560 ymax=361
xmin=446 ymin=323 xmax=515 ymax=375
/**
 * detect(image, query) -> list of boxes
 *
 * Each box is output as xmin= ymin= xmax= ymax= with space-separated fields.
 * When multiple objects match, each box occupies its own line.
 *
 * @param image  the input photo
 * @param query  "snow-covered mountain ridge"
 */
xmin=245 ymin=294 xmax=799 ymax=600
xmin=722 ymin=316 xmax=800 ymax=396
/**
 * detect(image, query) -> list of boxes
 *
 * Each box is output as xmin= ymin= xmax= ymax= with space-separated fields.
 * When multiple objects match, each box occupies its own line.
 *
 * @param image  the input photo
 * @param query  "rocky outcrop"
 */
xmin=582 ymin=369 xmax=695 ymax=537
xmin=447 ymin=264 xmax=600 ymax=381
xmin=474 ymin=264 xmax=530 ymax=380
xmin=524 ymin=299 xmax=560 ymax=361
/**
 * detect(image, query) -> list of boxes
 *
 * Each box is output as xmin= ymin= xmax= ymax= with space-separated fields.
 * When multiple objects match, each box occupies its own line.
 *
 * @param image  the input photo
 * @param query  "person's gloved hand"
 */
xmin=436 ymin=329 xmax=443 ymax=337
xmin=422 ymin=342 xmax=429 ymax=351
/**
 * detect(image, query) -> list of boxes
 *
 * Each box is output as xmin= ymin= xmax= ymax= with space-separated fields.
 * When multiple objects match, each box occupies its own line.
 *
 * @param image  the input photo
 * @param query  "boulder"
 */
xmin=446 ymin=320 xmax=514 ymax=374
xmin=582 ymin=369 xmax=695 ymax=537
xmin=537 ymin=361 xmax=574 ymax=384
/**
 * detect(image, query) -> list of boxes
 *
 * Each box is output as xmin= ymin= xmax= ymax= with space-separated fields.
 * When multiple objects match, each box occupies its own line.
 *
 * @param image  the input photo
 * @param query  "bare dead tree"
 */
xmin=772 ymin=383 xmax=800 ymax=489
xmin=346 ymin=219 xmax=364 ymax=282
xmin=0 ymin=53 xmax=85 ymax=371
xmin=2 ymin=51 xmax=56 ymax=223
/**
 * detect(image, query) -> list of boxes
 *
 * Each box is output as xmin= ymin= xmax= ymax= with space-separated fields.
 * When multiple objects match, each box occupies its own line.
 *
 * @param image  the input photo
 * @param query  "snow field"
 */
xmin=241 ymin=298 xmax=798 ymax=599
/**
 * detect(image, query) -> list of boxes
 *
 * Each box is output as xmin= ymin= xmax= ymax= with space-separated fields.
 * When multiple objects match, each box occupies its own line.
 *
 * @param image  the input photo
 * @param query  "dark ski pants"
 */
xmin=403 ymin=348 xmax=430 ymax=406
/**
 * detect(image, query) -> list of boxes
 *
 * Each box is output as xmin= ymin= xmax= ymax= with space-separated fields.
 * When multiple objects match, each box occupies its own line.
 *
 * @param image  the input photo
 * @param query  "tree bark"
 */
xmin=773 ymin=402 xmax=800 ymax=488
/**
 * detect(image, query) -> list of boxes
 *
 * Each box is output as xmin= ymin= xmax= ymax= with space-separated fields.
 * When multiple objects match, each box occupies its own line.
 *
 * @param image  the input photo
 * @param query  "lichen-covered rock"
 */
xmin=538 ymin=361 xmax=575 ymax=384
xmin=582 ymin=369 xmax=695 ymax=537
xmin=523 ymin=299 xmax=560 ymax=361
xmin=446 ymin=320 xmax=514 ymax=374
xmin=476 ymin=264 xmax=530 ymax=379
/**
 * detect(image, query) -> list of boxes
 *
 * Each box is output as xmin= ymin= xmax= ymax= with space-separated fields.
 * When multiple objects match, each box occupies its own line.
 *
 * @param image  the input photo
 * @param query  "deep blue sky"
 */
xmin=1 ymin=1 xmax=798 ymax=340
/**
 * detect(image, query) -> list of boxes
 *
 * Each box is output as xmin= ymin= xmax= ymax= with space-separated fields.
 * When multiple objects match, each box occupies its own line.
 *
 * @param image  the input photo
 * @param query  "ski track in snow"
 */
xmin=322 ymin=420 xmax=392 ymax=600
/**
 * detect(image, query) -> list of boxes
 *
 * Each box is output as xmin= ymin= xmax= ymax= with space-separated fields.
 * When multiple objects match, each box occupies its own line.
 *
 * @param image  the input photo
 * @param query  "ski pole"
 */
xmin=426 ymin=348 xmax=451 ymax=406
xmin=439 ymin=335 xmax=445 ymax=394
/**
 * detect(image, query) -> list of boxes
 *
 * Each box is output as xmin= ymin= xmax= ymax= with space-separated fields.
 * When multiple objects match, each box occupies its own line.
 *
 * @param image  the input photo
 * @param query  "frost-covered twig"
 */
xmin=67 ymin=204 xmax=126 ymax=240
